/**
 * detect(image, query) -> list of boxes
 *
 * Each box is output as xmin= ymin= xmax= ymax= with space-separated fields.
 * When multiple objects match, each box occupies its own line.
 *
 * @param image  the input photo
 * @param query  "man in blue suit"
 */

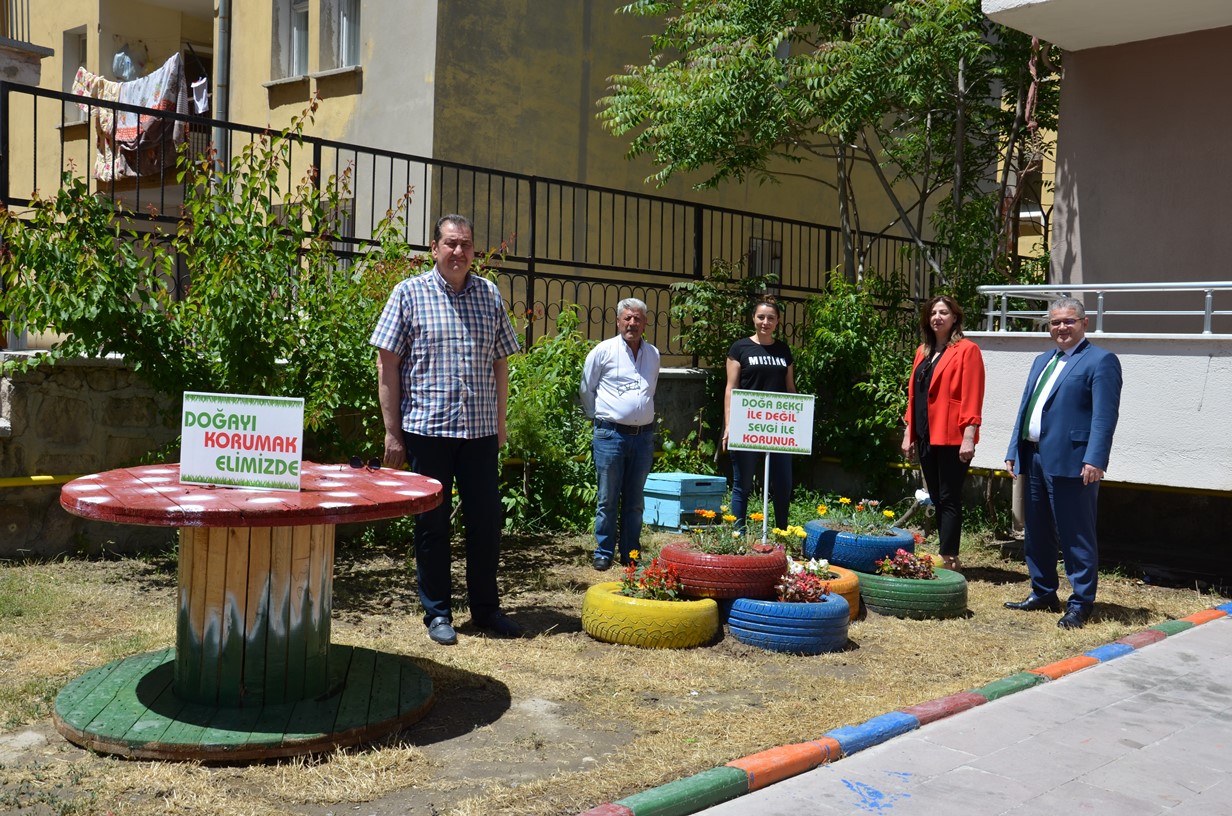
xmin=1004 ymin=297 xmax=1122 ymax=629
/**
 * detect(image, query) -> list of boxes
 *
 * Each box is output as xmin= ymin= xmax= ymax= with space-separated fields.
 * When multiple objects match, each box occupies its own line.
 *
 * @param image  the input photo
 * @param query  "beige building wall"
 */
xmin=1051 ymin=25 xmax=1232 ymax=329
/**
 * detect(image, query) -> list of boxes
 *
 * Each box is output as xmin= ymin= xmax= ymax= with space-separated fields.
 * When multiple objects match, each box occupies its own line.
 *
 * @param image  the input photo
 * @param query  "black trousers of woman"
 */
xmin=919 ymin=444 xmax=969 ymax=558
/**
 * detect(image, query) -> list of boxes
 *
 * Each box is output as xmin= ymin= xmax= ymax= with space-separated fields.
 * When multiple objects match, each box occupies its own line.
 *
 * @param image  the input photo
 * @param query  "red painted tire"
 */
xmin=659 ymin=541 xmax=788 ymax=600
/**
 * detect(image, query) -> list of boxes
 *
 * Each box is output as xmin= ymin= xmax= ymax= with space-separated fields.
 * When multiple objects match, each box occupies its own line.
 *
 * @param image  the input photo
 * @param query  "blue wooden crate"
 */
xmin=642 ymin=472 xmax=727 ymax=532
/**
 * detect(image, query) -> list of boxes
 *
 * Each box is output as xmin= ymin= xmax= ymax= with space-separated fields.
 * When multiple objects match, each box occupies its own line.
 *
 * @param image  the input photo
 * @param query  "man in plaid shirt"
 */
xmin=371 ymin=214 xmax=523 ymax=645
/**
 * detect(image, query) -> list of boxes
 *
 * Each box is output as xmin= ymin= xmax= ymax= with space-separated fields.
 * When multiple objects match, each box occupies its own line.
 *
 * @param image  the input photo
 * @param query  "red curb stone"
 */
xmin=901 ymin=691 xmax=988 ymax=725
xmin=1180 ymin=609 xmax=1228 ymax=625
xmin=575 ymin=805 xmax=634 ymax=816
xmin=728 ymin=740 xmax=834 ymax=791
xmin=1117 ymin=629 xmax=1168 ymax=649
xmin=1030 ymin=655 xmax=1099 ymax=680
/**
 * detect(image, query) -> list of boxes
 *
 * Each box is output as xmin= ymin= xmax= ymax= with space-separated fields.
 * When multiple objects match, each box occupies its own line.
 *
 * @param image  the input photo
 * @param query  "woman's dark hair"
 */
xmin=919 ymin=295 xmax=965 ymax=351
xmin=751 ymin=294 xmax=782 ymax=316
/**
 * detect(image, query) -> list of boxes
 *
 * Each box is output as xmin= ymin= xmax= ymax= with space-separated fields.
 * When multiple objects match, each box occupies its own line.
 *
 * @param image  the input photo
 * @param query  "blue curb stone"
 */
xmin=1085 ymin=642 xmax=1136 ymax=662
xmin=826 ymin=712 xmax=919 ymax=756
xmin=1216 ymin=602 xmax=1232 ymax=614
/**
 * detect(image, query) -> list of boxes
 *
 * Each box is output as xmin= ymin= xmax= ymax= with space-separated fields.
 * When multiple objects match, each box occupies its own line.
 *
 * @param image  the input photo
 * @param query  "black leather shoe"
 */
xmin=1004 ymin=594 xmax=1062 ymax=613
xmin=427 ymin=616 xmax=457 ymax=645
xmin=473 ymin=611 xmax=523 ymax=638
xmin=593 ymin=555 xmax=613 ymax=571
xmin=1057 ymin=607 xmax=1091 ymax=630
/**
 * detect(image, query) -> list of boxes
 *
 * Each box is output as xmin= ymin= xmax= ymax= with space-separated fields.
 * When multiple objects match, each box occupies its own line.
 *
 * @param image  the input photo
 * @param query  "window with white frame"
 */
xmin=320 ymin=0 xmax=361 ymax=70
xmin=62 ymin=27 xmax=88 ymax=124
xmin=291 ymin=0 xmax=309 ymax=76
xmin=272 ymin=0 xmax=310 ymax=79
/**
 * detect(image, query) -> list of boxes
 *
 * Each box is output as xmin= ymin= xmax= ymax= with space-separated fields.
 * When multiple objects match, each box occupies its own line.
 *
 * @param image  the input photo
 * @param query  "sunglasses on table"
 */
xmin=348 ymin=456 xmax=382 ymax=471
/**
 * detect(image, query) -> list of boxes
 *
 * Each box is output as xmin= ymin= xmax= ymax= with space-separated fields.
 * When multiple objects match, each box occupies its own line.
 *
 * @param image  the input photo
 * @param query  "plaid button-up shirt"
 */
xmin=370 ymin=267 xmax=521 ymax=438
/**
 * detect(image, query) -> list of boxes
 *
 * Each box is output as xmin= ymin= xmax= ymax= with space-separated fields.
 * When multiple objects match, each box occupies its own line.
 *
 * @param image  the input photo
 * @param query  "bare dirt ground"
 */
xmin=0 ymin=529 xmax=1221 ymax=815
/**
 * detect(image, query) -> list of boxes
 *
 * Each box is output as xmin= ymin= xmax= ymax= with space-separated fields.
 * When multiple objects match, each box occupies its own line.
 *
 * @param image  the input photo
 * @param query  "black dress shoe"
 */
xmin=473 ymin=611 xmax=523 ymax=638
xmin=593 ymin=555 xmax=613 ymax=571
xmin=1004 ymin=594 xmax=1062 ymax=613
xmin=427 ymin=615 xmax=457 ymax=645
xmin=1057 ymin=607 xmax=1091 ymax=630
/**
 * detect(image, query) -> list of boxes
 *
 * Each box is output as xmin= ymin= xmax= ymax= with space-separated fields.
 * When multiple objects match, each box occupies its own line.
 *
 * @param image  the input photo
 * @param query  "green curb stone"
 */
xmin=971 ymin=671 xmax=1047 ymax=701
xmin=1148 ymin=620 xmax=1195 ymax=636
xmin=618 ymin=766 xmax=749 ymax=816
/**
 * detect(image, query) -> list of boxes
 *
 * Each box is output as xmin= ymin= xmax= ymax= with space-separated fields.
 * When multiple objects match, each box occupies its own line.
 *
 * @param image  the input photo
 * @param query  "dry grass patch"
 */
xmin=0 ymin=530 xmax=1221 ymax=815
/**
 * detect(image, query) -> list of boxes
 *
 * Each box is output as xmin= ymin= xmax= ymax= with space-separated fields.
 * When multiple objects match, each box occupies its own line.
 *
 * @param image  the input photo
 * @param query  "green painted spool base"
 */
xmin=53 ymin=645 xmax=434 ymax=762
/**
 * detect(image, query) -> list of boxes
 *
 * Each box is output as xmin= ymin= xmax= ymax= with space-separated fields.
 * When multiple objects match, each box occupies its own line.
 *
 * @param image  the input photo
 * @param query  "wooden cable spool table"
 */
xmin=54 ymin=461 xmax=442 ymax=761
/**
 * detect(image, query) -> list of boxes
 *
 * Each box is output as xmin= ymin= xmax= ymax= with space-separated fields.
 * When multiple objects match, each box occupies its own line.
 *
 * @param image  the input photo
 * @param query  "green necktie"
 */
xmin=1021 ymin=351 xmax=1062 ymax=441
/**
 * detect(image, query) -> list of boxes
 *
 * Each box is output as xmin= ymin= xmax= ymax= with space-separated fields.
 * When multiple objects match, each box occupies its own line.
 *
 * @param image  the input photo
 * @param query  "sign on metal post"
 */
xmin=727 ymin=390 xmax=815 ymax=541
xmin=180 ymin=392 xmax=305 ymax=491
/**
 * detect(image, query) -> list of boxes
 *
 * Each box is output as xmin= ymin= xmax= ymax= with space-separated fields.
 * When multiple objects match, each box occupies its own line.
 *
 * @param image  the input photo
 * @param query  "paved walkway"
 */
xmin=581 ymin=605 xmax=1232 ymax=815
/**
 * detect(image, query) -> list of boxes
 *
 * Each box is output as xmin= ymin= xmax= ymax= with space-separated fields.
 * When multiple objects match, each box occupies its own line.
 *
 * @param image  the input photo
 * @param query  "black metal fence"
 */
xmin=1 ymin=82 xmax=946 ymax=363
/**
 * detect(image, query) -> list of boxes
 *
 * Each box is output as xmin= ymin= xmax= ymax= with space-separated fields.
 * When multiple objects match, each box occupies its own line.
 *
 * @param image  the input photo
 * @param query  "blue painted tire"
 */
xmin=803 ymin=520 xmax=838 ymax=560
xmin=727 ymin=595 xmax=850 ymax=655
xmin=857 ymin=568 xmax=968 ymax=620
xmin=828 ymin=527 xmax=915 ymax=574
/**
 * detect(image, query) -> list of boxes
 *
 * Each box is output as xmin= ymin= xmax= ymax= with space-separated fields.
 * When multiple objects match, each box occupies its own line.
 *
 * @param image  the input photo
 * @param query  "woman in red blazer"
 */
xmin=900 ymin=295 xmax=985 ymax=570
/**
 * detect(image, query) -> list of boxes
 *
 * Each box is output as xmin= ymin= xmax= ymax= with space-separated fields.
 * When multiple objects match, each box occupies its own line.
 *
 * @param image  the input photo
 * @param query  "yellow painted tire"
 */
xmin=822 ymin=565 xmax=862 ymax=621
xmin=581 ymin=582 xmax=720 ymax=649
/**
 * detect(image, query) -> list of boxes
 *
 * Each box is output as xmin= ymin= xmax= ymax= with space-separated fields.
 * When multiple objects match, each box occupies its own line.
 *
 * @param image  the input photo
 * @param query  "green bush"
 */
xmin=0 ymin=104 xmax=417 ymax=463
xmin=502 ymin=305 xmax=596 ymax=531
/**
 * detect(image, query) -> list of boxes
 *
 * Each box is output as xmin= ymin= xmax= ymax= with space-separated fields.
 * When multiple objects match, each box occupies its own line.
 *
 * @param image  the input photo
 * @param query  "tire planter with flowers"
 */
xmin=581 ymin=581 xmax=720 ymax=649
xmin=820 ymin=564 xmax=861 ymax=622
xmin=803 ymin=522 xmax=915 ymax=574
xmin=726 ymin=594 xmax=850 ymax=655
xmin=857 ymin=567 xmax=968 ymax=620
xmin=658 ymin=541 xmax=788 ymax=600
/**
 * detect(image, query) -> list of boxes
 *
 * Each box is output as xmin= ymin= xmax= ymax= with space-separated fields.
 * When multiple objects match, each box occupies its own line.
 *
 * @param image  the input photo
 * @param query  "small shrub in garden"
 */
xmin=776 ymin=558 xmax=837 ymax=603
xmin=875 ymin=548 xmax=936 ymax=579
xmin=817 ymin=496 xmax=901 ymax=535
xmin=685 ymin=508 xmax=779 ymax=555
xmin=619 ymin=551 xmax=683 ymax=601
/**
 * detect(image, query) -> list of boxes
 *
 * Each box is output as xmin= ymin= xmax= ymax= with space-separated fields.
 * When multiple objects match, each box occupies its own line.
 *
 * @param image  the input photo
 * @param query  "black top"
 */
xmin=728 ymin=337 xmax=794 ymax=392
xmin=912 ymin=346 xmax=945 ymax=457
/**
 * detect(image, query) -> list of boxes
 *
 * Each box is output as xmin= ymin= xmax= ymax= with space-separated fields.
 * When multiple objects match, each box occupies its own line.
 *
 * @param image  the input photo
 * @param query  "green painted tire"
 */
xmin=857 ymin=567 xmax=968 ymax=620
xmin=581 ymin=582 xmax=720 ymax=649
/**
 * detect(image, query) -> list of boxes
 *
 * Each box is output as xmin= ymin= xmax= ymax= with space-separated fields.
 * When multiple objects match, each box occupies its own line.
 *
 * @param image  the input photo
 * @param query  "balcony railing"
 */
xmin=2 ymin=81 xmax=949 ymax=362
xmin=978 ymin=282 xmax=1232 ymax=335
xmin=0 ymin=0 xmax=31 ymax=44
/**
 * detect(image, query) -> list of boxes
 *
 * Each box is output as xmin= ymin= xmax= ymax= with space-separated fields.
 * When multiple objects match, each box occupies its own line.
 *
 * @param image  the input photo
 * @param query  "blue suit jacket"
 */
xmin=1006 ymin=339 xmax=1122 ymax=477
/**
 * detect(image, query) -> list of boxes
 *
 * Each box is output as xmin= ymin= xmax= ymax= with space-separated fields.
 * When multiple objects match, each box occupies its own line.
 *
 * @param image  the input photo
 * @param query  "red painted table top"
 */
xmin=59 ymin=462 xmax=443 ymax=528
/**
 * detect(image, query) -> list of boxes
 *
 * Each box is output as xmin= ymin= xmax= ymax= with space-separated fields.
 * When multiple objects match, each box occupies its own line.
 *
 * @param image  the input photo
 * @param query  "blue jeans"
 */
xmin=403 ymin=432 xmax=502 ymax=625
xmin=730 ymin=450 xmax=792 ymax=532
xmin=592 ymin=426 xmax=655 ymax=561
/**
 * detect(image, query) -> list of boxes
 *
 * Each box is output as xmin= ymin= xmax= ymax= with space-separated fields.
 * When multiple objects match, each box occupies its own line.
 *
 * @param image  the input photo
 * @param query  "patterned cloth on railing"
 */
xmin=71 ymin=52 xmax=189 ymax=182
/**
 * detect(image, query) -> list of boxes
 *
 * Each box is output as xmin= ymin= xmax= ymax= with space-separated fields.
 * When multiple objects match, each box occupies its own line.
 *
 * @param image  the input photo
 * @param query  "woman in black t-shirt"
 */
xmin=723 ymin=297 xmax=797 ymax=532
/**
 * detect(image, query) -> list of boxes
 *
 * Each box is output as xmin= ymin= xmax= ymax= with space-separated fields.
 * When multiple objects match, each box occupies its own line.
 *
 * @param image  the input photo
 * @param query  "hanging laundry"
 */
xmin=71 ymin=52 xmax=189 ymax=182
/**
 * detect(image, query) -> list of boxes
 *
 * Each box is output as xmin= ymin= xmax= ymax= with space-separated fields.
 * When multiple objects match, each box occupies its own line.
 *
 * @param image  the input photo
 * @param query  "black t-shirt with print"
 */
xmin=727 ymin=337 xmax=793 ymax=392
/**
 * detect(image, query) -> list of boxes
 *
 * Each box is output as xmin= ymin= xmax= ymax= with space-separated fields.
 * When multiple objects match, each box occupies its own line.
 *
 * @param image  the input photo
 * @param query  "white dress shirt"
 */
xmin=579 ymin=334 xmax=659 ymax=426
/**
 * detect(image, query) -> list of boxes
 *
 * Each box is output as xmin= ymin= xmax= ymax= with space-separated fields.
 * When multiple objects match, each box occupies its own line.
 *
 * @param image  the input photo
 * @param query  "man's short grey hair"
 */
xmin=617 ymin=298 xmax=649 ymax=319
xmin=1049 ymin=297 xmax=1086 ymax=319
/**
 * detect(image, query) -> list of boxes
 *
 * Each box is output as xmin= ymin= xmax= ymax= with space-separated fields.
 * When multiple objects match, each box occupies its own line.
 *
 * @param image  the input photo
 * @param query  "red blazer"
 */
xmin=904 ymin=337 xmax=985 ymax=446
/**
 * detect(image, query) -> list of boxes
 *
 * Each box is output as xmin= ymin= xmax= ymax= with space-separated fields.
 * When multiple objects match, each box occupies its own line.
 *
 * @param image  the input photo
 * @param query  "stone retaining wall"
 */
xmin=0 ymin=355 xmax=711 ymax=559
xmin=0 ymin=354 xmax=181 ymax=557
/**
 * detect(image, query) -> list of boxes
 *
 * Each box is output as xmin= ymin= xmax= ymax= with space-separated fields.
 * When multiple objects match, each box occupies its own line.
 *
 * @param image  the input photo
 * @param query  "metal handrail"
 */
xmin=977 ymin=282 xmax=1232 ymax=335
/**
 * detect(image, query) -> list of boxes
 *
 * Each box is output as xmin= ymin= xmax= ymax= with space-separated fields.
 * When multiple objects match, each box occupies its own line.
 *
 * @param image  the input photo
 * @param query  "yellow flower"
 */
xmin=750 ymin=512 xmax=765 ymax=522
xmin=721 ymin=504 xmax=730 ymax=513
xmin=793 ymin=526 xmax=806 ymax=539
xmin=817 ymin=504 xmax=828 ymax=516
xmin=882 ymin=509 xmax=895 ymax=519
xmin=772 ymin=527 xmax=787 ymax=536
xmin=628 ymin=549 xmax=640 ymax=561
xmin=723 ymin=514 xmax=737 ymax=524
xmin=839 ymin=497 xmax=852 ymax=505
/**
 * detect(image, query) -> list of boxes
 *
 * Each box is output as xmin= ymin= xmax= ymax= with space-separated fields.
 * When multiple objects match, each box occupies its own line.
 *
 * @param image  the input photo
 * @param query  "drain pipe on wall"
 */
xmin=211 ymin=0 xmax=231 ymax=170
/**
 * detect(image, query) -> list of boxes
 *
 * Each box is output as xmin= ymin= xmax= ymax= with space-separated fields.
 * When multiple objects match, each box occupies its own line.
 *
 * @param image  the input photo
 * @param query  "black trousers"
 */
xmin=919 ymin=444 xmax=970 ymax=557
